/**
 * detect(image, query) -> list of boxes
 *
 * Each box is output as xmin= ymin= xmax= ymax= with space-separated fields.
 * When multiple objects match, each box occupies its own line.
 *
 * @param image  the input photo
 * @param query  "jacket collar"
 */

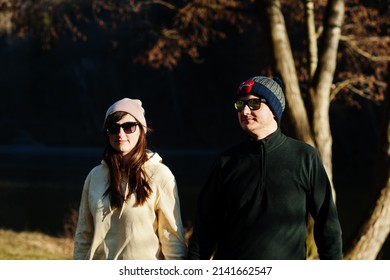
xmin=248 ymin=128 xmax=285 ymax=152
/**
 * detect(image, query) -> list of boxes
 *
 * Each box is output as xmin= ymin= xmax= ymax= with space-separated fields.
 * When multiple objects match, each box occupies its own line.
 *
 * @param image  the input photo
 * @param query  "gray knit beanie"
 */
xmin=237 ymin=76 xmax=286 ymax=124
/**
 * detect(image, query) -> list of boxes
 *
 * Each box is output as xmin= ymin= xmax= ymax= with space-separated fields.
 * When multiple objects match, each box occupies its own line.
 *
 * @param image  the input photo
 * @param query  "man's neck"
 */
xmin=252 ymin=124 xmax=278 ymax=140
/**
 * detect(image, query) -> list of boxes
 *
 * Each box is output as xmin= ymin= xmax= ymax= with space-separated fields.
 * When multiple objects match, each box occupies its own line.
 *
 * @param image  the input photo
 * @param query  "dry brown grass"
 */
xmin=0 ymin=229 xmax=74 ymax=260
xmin=0 ymin=222 xmax=193 ymax=260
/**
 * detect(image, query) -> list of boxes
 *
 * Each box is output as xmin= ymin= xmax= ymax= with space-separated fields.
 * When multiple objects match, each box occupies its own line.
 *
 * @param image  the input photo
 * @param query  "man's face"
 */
xmin=236 ymin=94 xmax=277 ymax=139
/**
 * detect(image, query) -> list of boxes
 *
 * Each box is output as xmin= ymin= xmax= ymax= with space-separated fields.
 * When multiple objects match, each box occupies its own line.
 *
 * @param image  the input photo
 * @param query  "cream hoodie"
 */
xmin=73 ymin=152 xmax=187 ymax=259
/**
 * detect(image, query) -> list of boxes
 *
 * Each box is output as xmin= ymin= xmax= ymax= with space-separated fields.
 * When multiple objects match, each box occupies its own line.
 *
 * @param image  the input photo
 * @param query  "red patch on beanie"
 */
xmin=237 ymin=79 xmax=255 ymax=95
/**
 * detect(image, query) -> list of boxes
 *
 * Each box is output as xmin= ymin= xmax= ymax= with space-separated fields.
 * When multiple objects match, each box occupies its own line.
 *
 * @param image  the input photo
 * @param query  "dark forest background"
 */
xmin=0 ymin=0 xmax=388 ymax=258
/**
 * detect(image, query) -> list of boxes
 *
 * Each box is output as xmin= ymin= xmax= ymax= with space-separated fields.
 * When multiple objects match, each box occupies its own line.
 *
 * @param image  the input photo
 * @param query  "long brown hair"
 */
xmin=103 ymin=111 xmax=152 ymax=208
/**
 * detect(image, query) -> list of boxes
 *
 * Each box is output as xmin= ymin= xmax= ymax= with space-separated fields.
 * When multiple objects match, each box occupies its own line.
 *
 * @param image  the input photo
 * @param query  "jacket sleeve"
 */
xmin=155 ymin=165 xmax=188 ymax=260
xmin=188 ymin=160 xmax=223 ymax=260
xmin=308 ymin=151 xmax=343 ymax=260
xmin=73 ymin=172 xmax=94 ymax=260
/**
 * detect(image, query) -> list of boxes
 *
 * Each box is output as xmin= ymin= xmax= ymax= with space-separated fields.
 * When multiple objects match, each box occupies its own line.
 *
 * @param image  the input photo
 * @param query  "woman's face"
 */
xmin=108 ymin=113 xmax=140 ymax=157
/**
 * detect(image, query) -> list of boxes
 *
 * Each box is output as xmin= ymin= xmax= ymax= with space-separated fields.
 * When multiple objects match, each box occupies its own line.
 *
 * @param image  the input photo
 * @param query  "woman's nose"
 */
xmin=118 ymin=127 xmax=126 ymax=136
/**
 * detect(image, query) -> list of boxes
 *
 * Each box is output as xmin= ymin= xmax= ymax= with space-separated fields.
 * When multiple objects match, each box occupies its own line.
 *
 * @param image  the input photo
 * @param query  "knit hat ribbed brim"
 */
xmin=104 ymin=98 xmax=147 ymax=131
xmin=237 ymin=76 xmax=286 ymax=124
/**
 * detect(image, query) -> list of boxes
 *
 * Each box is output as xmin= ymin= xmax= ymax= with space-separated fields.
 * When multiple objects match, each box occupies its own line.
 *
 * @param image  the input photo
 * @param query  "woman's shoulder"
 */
xmin=86 ymin=160 xmax=109 ymax=178
xmin=145 ymin=151 xmax=175 ymax=179
xmin=90 ymin=160 xmax=108 ymax=171
xmin=82 ymin=161 xmax=109 ymax=193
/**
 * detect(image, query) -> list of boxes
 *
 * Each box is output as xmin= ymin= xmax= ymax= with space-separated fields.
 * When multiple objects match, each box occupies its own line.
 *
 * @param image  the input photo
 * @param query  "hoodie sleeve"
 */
xmin=73 ymin=171 xmax=94 ymax=260
xmin=154 ymin=163 xmax=188 ymax=259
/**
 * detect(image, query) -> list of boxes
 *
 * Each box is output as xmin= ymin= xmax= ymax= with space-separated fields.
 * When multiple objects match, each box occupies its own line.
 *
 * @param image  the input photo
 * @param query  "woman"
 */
xmin=73 ymin=98 xmax=187 ymax=259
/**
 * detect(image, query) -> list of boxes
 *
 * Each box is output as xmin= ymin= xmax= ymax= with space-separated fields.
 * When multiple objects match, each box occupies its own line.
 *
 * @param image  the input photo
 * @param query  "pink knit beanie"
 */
xmin=104 ymin=98 xmax=147 ymax=131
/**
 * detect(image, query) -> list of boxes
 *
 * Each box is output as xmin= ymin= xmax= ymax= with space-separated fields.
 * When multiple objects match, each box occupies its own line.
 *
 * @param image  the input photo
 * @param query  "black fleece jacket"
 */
xmin=188 ymin=129 xmax=342 ymax=260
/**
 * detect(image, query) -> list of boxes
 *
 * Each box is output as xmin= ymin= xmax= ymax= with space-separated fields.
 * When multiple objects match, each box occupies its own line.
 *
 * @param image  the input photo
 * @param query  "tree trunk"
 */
xmin=0 ymin=0 xmax=12 ymax=35
xmin=345 ymin=176 xmax=390 ymax=259
xmin=310 ymin=0 xmax=344 ymax=185
xmin=344 ymin=70 xmax=390 ymax=260
xmin=305 ymin=0 xmax=318 ymax=79
xmin=261 ymin=0 xmax=314 ymax=147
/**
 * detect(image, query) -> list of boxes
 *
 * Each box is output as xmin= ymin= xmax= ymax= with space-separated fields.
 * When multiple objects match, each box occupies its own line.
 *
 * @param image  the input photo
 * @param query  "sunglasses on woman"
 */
xmin=106 ymin=122 xmax=139 ymax=134
xmin=234 ymin=98 xmax=266 ymax=112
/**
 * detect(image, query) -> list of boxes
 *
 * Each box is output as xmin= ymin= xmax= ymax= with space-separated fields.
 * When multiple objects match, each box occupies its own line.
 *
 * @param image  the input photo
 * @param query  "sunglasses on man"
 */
xmin=234 ymin=98 xmax=267 ymax=112
xmin=106 ymin=122 xmax=140 ymax=134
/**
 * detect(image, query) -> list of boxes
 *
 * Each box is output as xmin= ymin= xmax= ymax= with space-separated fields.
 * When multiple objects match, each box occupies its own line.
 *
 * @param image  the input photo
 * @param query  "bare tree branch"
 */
xmin=340 ymin=35 xmax=390 ymax=62
xmin=305 ymin=0 xmax=318 ymax=79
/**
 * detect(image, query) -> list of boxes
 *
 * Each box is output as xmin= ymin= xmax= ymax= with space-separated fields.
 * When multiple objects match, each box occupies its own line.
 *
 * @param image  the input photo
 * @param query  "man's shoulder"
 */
xmin=282 ymin=135 xmax=321 ymax=160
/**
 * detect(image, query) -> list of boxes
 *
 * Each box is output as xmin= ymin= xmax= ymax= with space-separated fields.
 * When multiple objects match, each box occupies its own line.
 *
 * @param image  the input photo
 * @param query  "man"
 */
xmin=188 ymin=76 xmax=342 ymax=259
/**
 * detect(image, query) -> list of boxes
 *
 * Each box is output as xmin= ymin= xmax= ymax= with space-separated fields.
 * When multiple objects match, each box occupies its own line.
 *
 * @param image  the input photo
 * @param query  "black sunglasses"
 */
xmin=106 ymin=122 xmax=139 ymax=134
xmin=234 ymin=98 xmax=266 ymax=112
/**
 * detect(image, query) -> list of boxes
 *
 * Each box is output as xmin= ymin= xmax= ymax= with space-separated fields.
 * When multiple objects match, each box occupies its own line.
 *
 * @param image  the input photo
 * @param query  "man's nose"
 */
xmin=242 ymin=104 xmax=252 ymax=114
